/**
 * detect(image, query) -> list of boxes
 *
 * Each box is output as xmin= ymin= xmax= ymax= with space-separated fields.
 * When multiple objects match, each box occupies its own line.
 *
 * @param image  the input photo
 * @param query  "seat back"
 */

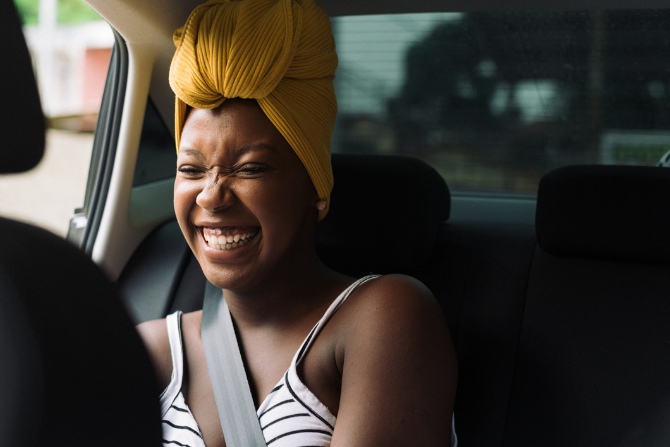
xmin=316 ymin=154 xmax=450 ymax=276
xmin=503 ymin=165 xmax=670 ymax=446
xmin=0 ymin=0 xmax=43 ymax=175
xmin=0 ymin=219 xmax=163 ymax=446
xmin=0 ymin=3 xmax=162 ymax=445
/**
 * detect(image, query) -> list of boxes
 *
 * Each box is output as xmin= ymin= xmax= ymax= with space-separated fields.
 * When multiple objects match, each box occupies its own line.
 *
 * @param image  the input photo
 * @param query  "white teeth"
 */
xmin=202 ymin=227 xmax=257 ymax=250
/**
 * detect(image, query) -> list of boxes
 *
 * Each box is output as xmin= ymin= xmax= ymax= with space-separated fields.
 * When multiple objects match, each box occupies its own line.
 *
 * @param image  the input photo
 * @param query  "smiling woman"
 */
xmin=175 ymin=99 xmax=319 ymax=293
xmin=135 ymin=0 xmax=457 ymax=446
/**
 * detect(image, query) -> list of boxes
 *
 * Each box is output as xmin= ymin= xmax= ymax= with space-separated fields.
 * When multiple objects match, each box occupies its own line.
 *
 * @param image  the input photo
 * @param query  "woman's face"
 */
xmin=175 ymin=98 xmax=319 ymax=292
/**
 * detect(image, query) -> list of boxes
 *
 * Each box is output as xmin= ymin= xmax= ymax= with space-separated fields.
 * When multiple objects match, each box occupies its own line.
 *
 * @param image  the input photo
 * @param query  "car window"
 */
xmin=0 ymin=0 xmax=113 ymax=237
xmin=133 ymin=98 xmax=176 ymax=187
xmin=100 ymin=7 xmax=670 ymax=219
xmin=331 ymin=10 xmax=670 ymax=194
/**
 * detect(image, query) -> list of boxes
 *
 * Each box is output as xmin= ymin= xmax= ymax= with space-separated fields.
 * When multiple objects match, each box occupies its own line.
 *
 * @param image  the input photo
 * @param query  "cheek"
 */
xmin=247 ymin=172 xmax=315 ymax=229
xmin=230 ymin=180 xmax=278 ymax=219
xmin=173 ymin=179 xmax=200 ymax=229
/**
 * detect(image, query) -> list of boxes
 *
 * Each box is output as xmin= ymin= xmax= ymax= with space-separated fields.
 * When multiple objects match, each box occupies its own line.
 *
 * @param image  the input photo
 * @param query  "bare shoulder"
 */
xmin=363 ymin=273 xmax=436 ymax=301
xmin=336 ymin=273 xmax=452 ymax=366
xmin=331 ymin=274 xmax=456 ymax=446
xmin=340 ymin=274 xmax=446 ymax=330
xmin=136 ymin=317 xmax=172 ymax=390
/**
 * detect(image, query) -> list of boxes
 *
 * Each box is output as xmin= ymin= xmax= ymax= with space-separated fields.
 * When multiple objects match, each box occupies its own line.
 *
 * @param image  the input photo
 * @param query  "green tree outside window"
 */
xmin=14 ymin=0 xmax=102 ymax=25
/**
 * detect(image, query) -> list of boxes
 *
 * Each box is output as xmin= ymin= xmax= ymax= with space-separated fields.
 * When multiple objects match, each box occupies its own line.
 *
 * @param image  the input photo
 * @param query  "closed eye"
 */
xmin=177 ymin=165 xmax=204 ymax=176
xmin=237 ymin=164 xmax=269 ymax=176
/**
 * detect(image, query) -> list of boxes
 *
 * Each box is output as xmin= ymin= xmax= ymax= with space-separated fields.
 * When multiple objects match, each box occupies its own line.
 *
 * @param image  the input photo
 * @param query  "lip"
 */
xmin=194 ymin=223 xmax=261 ymax=262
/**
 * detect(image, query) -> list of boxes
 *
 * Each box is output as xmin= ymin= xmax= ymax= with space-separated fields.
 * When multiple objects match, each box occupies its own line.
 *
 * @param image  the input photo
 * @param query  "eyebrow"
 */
xmin=234 ymin=143 xmax=278 ymax=156
xmin=179 ymin=148 xmax=205 ymax=159
xmin=179 ymin=144 xmax=278 ymax=158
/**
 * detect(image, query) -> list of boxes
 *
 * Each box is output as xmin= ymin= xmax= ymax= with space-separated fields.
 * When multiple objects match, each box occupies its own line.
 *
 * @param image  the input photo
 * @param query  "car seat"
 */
xmin=502 ymin=165 xmax=670 ymax=446
xmin=0 ymin=3 xmax=162 ymax=445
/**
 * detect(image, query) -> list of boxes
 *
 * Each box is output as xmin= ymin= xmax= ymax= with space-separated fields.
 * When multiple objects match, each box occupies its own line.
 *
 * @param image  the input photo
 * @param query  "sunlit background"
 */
xmin=0 ymin=0 xmax=112 ymax=236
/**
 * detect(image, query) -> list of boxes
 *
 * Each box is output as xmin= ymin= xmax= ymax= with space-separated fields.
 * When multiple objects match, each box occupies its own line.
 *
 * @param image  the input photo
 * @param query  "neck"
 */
xmin=221 ymin=250 xmax=350 ymax=331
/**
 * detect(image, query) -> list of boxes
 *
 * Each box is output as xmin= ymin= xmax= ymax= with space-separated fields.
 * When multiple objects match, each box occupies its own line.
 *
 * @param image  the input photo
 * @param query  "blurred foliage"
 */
xmin=57 ymin=0 xmax=101 ymax=24
xmin=14 ymin=0 xmax=39 ymax=25
xmin=389 ymin=10 xmax=670 ymax=168
xmin=13 ymin=0 xmax=102 ymax=25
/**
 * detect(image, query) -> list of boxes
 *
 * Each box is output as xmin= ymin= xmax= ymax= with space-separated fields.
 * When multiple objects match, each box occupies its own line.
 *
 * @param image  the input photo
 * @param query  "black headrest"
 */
xmin=536 ymin=165 xmax=670 ymax=263
xmin=0 ymin=2 xmax=44 ymax=174
xmin=0 ymin=218 xmax=162 ymax=445
xmin=316 ymin=154 xmax=450 ymax=276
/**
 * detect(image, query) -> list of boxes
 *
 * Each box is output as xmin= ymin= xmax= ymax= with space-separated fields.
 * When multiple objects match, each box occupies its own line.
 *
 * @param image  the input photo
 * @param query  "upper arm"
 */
xmin=331 ymin=275 xmax=457 ymax=447
xmin=136 ymin=318 xmax=173 ymax=391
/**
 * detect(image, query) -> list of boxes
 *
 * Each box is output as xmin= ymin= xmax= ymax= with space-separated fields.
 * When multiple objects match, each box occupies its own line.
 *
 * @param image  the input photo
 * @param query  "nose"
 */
xmin=196 ymin=173 xmax=235 ymax=211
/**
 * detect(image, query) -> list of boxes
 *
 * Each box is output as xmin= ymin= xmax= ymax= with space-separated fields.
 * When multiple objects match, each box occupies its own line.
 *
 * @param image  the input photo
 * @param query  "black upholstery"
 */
xmin=0 ymin=219 xmax=163 ymax=446
xmin=442 ymin=223 xmax=536 ymax=446
xmin=504 ymin=249 xmax=670 ymax=446
xmin=0 ymin=3 xmax=162 ymax=445
xmin=0 ymin=1 xmax=44 ymax=174
xmin=498 ymin=165 xmax=670 ymax=446
xmin=317 ymin=154 xmax=450 ymax=276
xmin=536 ymin=165 xmax=670 ymax=263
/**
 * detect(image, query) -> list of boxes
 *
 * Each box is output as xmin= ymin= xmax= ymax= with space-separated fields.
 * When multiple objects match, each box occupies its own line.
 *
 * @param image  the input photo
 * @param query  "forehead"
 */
xmin=179 ymin=98 xmax=291 ymax=156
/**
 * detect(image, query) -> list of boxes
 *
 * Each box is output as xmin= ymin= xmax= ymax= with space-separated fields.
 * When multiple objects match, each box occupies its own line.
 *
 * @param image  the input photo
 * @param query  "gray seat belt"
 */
xmin=201 ymin=280 xmax=268 ymax=447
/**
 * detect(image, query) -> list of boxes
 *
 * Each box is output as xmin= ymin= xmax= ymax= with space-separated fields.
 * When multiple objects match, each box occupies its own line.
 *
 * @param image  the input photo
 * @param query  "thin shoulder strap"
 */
xmin=201 ymin=281 xmax=267 ymax=447
xmin=295 ymin=274 xmax=381 ymax=365
xmin=160 ymin=311 xmax=184 ymax=416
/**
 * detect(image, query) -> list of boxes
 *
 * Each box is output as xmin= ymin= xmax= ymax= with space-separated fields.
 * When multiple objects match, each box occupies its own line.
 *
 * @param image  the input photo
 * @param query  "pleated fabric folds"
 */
xmin=170 ymin=0 xmax=338 ymax=219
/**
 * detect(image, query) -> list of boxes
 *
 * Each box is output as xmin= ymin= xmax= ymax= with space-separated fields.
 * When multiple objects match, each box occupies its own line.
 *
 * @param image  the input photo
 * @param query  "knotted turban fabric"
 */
xmin=170 ymin=0 xmax=338 ymax=220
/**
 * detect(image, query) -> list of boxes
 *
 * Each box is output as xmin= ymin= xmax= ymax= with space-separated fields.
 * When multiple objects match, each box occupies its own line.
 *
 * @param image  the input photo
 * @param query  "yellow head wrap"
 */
xmin=170 ymin=0 xmax=338 ymax=220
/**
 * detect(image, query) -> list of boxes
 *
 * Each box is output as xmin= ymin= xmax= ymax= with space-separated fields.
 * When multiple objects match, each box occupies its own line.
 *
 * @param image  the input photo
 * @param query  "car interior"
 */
xmin=3 ymin=0 xmax=670 ymax=445
xmin=0 ymin=2 xmax=161 ymax=445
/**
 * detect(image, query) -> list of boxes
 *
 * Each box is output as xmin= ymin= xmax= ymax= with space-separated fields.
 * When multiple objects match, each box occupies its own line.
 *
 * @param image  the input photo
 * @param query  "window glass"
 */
xmin=0 ymin=0 xmax=113 ymax=237
xmin=133 ymin=98 xmax=176 ymax=187
xmin=331 ymin=10 xmax=670 ymax=193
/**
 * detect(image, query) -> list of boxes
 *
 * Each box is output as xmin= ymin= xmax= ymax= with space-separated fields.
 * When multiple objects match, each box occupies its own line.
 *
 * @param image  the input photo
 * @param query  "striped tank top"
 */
xmin=159 ymin=275 xmax=457 ymax=446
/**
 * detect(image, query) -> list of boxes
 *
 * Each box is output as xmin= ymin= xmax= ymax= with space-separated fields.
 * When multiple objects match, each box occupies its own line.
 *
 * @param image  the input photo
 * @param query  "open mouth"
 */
xmin=200 ymin=226 xmax=260 ymax=251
